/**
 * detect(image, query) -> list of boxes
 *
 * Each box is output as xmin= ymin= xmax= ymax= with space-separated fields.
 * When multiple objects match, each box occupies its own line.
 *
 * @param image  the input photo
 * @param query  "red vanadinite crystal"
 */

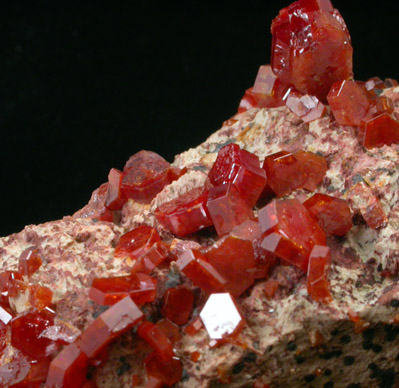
xmin=79 ymin=296 xmax=143 ymax=359
xmin=271 ymin=0 xmax=353 ymax=100
xmin=360 ymin=113 xmax=399 ymax=149
xmin=105 ymin=168 xmax=126 ymax=211
xmin=285 ymin=91 xmax=326 ymax=122
xmin=0 ymin=306 xmax=11 ymax=353
xmin=45 ymin=343 xmax=88 ymax=388
xmin=144 ymin=352 xmax=182 ymax=386
xmin=161 ymin=286 xmax=194 ymax=325
xmin=156 ymin=318 xmax=182 ymax=344
xmin=307 ymin=245 xmax=332 ymax=303
xmin=303 ymin=193 xmax=352 ymax=235
xmin=176 ymin=249 xmax=226 ymax=294
xmin=263 ymin=279 xmax=280 ymax=299
xmin=207 ymin=183 xmax=254 ymax=237
xmin=258 ymin=199 xmax=326 ymax=272
xmin=18 ymin=249 xmax=42 ymax=277
xmin=89 ymin=273 xmax=157 ymax=306
xmin=11 ymin=308 xmax=56 ymax=360
xmin=28 ymin=284 xmax=53 ymax=311
xmin=251 ymin=65 xmax=289 ymax=108
xmin=238 ymin=88 xmax=258 ymax=113
xmin=200 ymin=293 xmax=245 ymax=340
xmin=154 ymin=187 xmax=213 ymax=237
xmin=327 ymin=80 xmax=370 ymax=126
xmin=293 ymin=150 xmax=328 ymax=191
xmin=143 ymin=376 xmax=164 ymax=388
xmin=184 ymin=316 xmax=203 ymax=336
xmin=208 ymin=143 xmax=266 ymax=206
xmin=253 ymin=381 xmax=271 ymax=388
xmin=0 ymin=271 xmax=23 ymax=306
xmin=204 ymin=236 xmax=256 ymax=297
xmin=120 ymin=150 xmax=171 ymax=203
xmin=138 ymin=320 xmax=174 ymax=362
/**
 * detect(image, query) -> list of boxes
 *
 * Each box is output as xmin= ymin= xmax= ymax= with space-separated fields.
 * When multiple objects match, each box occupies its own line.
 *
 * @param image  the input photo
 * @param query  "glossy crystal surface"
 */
xmin=144 ymin=352 xmax=182 ymax=386
xmin=307 ymin=245 xmax=332 ymax=303
xmin=285 ymin=92 xmax=326 ymax=122
xmin=105 ymin=168 xmax=126 ymax=211
xmin=161 ymin=286 xmax=194 ymax=325
xmin=18 ymin=249 xmax=42 ymax=277
xmin=360 ymin=113 xmax=399 ymax=149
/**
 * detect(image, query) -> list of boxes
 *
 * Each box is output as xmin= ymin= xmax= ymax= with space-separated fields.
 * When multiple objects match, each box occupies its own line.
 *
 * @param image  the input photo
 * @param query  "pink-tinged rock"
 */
xmin=207 ymin=183 xmax=254 ymax=237
xmin=176 ymin=249 xmax=226 ymax=294
xmin=199 ymin=293 xmax=245 ymax=340
xmin=105 ymin=168 xmax=126 ymax=211
xmin=327 ymin=80 xmax=370 ymax=126
xmin=285 ymin=92 xmax=326 ymax=122
xmin=154 ymin=187 xmax=213 ymax=237
xmin=79 ymin=296 xmax=143 ymax=359
xmin=307 ymin=245 xmax=332 ymax=303
xmin=258 ymin=199 xmax=326 ymax=272
xmin=45 ymin=343 xmax=89 ymax=388
xmin=208 ymin=143 xmax=266 ymax=206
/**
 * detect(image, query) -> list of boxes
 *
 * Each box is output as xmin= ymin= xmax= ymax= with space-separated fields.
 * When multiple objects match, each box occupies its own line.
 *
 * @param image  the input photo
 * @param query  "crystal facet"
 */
xmin=144 ymin=352 xmax=183 ymax=386
xmin=238 ymin=88 xmax=258 ymax=113
xmin=105 ymin=168 xmax=126 ymax=211
xmin=360 ymin=113 xmax=399 ymax=149
xmin=161 ymin=286 xmax=194 ymax=325
xmin=18 ymin=249 xmax=42 ymax=277
xmin=307 ymin=245 xmax=332 ymax=303
xmin=286 ymin=92 xmax=326 ymax=122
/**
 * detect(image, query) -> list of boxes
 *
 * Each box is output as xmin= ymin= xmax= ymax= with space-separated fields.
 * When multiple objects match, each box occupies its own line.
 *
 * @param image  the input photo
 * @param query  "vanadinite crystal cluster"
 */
xmin=1 ymin=0 xmax=399 ymax=387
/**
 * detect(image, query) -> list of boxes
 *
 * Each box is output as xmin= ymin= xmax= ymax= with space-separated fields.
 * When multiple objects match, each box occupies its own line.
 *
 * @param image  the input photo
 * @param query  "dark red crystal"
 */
xmin=207 ymin=183 xmax=254 ymax=237
xmin=89 ymin=273 xmax=157 ymax=306
xmin=303 ymin=193 xmax=352 ymax=235
xmin=156 ymin=318 xmax=182 ymax=345
xmin=161 ymin=286 xmax=194 ymax=325
xmin=360 ymin=113 xmax=399 ymax=149
xmin=176 ymin=249 xmax=226 ymax=294
xmin=271 ymin=0 xmax=353 ymax=100
xmin=238 ymin=88 xmax=258 ymax=113
xmin=105 ymin=168 xmax=126 ymax=211
xmin=307 ymin=245 xmax=332 ymax=303
xmin=144 ymin=352 xmax=182 ymax=386
xmin=259 ymin=199 xmax=326 ymax=272
xmin=79 ymin=296 xmax=143 ymax=359
xmin=45 ymin=343 xmax=88 ymax=388
xmin=208 ymin=143 xmax=266 ymax=206
xmin=154 ymin=187 xmax=213 ymax=237
xmin=18 ymin=249 xmax=42 ymax=277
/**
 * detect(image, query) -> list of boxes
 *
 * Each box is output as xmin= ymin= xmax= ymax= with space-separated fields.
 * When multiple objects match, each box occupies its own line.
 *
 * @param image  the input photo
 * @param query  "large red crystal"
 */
xmin=327 ymin=80 xmax=370 ymax=126
xmin=79 ymin=296 xmax=143 ymax=359
xmin=176 ymin=249 xmax=226 ymax=294
xmin=360 ymin=113 xmax=399 ymax=149
xmin=238 ymin=88 xmax=258 ymax=113
xmin=208 ymin=143 xmax=266 ymax=206
xmin=144 ymin=352 xmax=182 ymax=386
xmin=89 ymin=273 xmax=157 ymax=306
xmin=204 ymin=236 xmax=256 ymax=297
xmin=207 ymin=183 xmax=254 ymax=237
xmin=45 ymin=343 xmax=88 ymax=388
xmin=258 ymin=199 xmax=326 ymax=271
xmin=105 ymin=168 xmax=126 ymax=211
xmin=156 ymin=318 xmax=182 ymax=345
xmin=200 ymin=293 xmax=245 ymax=340
xmin=28 ymin=284 xmax=53 ymax=311
xmin=271 ymin=0 xmax=353 ymax=100
xmin=120 ymin=150 xmax=171 ymax=203
xmin=154 ymin=187 xmax=213 ymax=237
xmin=11 ymin=308 xmax=56 ymax=360
xmin=18 ymin=249 xmax=42 ymax=277
xmin=137 ymin=320 xmax=174 ymax=362
xmin=251 ymin=65 xmax=289 ymax=108
xmin=307 ymin=245 xmax=332 ymax=303
xmin=161 ymin=286 xmax=194 ymax=325
xmin=303 ymin=193 xmax=352 ymax=235
xmin=285 ymin=91 xmax=326 ymax=122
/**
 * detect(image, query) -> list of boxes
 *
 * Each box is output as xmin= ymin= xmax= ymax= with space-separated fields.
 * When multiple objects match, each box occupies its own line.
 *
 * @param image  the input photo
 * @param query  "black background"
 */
xmin=1 ymin=1 xmax=398 ymax=236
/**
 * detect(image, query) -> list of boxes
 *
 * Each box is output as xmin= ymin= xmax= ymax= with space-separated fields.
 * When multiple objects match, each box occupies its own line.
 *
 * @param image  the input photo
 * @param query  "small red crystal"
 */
xmin=184 ymin=317 xmax=203 ymax=336
xmin=79 ymin=296 xmax=143 ymax=359
xmin=303 ymin=193 xmax=352 ymax=235
xmin=154 ymin=187 xmax=213 ymax=237
xmin=286 ymin=91 xmax=326 ymax=122
xmin=120 ymin=150 xmax=171 ymax=203
xmin=45 ymin=343 xmax=88 ymax=388
xmin=207 ymin=183 xmax=254 ymax=237
xmin=18 ymin=249 xmax=42 ymax=277
xmin=89 ymin=273 xmax=157 ymax=306
xmin=11 ymin=308 xmax=56 ymax=360
xmin=327 ymin=80 xmax=370 ymax=126
xmin=200 ymin=293 xmax=245 ymax=340
xmin=29 ymin=284 xmax=53 ymax=311
xmin=293 ymin=150 xmax=328 ymax=191
xmin=208 ymin=143 xmax=266 ymax=206
xmin=0 ymin=271 xmax=23 ymax=306
xmin=138 ymin=320 xmax=174 ymax=362
xmin=271 ymin=0 xmax=353 ymax=100
xmin=161 ymin=286 xmax=194 ymax=325
xmin=156 ymin=318 xmax=182 ymax=344
xmin=238 ymin=88 xmax=258 ymax=113
xmin=258 ymin=199 xmax=326 ymax=271
xmin=105 ymin=168 xmax=126 ymax=211
xmin=144 ymin=352 xmax=182 ymax=386
xmin=307 ymin=245 xmax=332 ymax=303
xmin=263 ymin=279 xmax=280 ymax=299
xmin=204 ymin=236 xmax=256 ymax=297
xmin=143 ymin=376 xmax=164 ymax=388
xmin=251 ymin=65 xmax=289 ymax=108
xmin=176 ymin=249 xmax=226 ymax=294
xmin=360 ymin=113 xmax=399 ymax=149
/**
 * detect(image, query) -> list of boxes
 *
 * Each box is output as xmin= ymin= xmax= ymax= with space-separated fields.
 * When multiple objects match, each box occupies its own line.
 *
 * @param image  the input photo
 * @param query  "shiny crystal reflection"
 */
xmin=200 ymin=293 xmax=242 ymax=339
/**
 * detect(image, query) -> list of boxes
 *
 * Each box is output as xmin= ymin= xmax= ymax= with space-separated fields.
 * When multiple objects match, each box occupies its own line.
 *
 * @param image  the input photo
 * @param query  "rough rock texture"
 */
xmin=2 ymin=87 xmax=399 ymax=387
